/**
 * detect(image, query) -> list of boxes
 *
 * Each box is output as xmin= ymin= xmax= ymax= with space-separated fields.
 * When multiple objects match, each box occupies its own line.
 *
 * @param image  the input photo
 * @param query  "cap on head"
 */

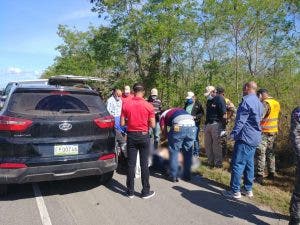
xmin=186 ymin=91 xmax=195 ymax=99
xmin=133 ymin=83 xmax=145 ymax=93
xmin=151 ymin=88 xmax=158 ymax=96
xmin=216 ymin=87 xmax=225 ymax=94
xmin=124 ymin=85 xmax=131 ymax=94
xmin=204 ymin=86 xmax=216 ymax=97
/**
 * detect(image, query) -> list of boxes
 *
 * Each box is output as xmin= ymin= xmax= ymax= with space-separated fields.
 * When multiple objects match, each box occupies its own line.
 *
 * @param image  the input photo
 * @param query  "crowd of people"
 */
xmin=105 ymin=81 xmax=300 ymax=225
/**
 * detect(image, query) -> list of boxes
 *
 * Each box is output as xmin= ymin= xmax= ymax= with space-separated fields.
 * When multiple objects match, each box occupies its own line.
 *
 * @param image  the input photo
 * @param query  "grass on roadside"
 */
xmin=197 ymin=157 xmax=292 ymax=215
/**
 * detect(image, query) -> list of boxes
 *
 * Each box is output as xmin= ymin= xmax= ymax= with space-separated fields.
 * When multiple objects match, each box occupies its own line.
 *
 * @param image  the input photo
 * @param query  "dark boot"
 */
xmin=255 ymin=175 xmax=264 ymax=185
xmin=289 ymin=218 xmax=300 ymax=225
xmin=267 ymin=172 xmax=275 ymax=180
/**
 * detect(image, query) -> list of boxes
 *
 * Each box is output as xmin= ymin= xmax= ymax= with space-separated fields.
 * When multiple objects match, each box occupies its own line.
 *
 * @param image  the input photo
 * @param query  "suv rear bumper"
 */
xmin=0 ymin=159 xmax=117 ymax=184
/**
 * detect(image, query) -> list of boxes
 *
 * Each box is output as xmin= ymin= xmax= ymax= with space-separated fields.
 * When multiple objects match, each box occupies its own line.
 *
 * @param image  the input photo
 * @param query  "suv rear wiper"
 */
xmin=59 ymin=109 xmax=90 ymax=113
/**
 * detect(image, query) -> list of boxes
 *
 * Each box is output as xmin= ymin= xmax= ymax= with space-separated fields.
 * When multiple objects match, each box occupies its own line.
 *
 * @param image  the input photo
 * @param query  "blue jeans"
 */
xmin=230 ymin=141 xmax=256 ymax=193
xmin=193 ymin=125 xmax=200 ymax=156
xmin=168 ymin=126 xmax=196 ymax=179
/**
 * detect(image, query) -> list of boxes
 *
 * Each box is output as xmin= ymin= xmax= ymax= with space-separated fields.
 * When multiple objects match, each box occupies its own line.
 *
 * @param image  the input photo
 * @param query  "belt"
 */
xmin=206 ymin=121 xmax=220 ymax=124
xmin=127 ymin=131 xmax=149 ymax=135
xmin=263 ymin=132 xmax=277 ymax=136
xmin=173 ymin=124 xmax=194 ymax=127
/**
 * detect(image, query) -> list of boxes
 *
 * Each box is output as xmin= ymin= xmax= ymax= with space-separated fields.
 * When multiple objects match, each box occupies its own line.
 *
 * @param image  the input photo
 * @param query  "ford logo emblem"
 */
xmin=59 ymin=122 xmax=72 ymax=131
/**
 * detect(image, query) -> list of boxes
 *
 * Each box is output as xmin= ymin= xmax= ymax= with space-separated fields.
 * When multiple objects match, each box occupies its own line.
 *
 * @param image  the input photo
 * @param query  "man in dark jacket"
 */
xmin=184 ymin=91 xmax=204 ymax=170
xmin=148 ymin=88 xmax=162 ymax=150
xmin=290 ymin=106 xmax=300 ymax=225
xmin=204 ymin=86 xmax=227 ymax=168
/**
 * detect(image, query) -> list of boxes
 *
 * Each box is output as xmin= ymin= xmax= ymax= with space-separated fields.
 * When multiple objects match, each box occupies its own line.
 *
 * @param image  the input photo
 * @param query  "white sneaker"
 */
xmin=222 ymin=190 xmax=242 ymax=199
xmin=142 ymin=191 xmax=155 ymax=199
xmin=241 ymin=188 xmax=254 ymax=197
xmin=191 ymin=156 xmax=200 ymax=171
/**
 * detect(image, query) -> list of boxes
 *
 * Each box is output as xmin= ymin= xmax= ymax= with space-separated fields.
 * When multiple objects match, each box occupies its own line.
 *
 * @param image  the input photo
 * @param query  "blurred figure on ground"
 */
xmin=106 ymin=89 xmax=126 ymax=157
xmin=255 ymin=88 xmax=281 ymax=185
xmin=151 ymin=146 xmax=184 ymax=177
xmin=204 ymin=86 xmax=227 ymax=168
xmin=160 ymin=108 xmax=196 ymax=182
xmin=223 ymin=81 xmax=263 ymax=199
xmin=216 ymin=87 xmax=236 ymax=157
xmin=122 ymin=85 xmax=133 ymax=104
xmin=184 ymin=91 xmax=204 ymax=171
xmin=121 ymin=83 xmax=156 ymax=199
xmin=148 ymin=88 xmax=162 ymax=150
xmin=289 ymin=106 xmax=300 ymax=225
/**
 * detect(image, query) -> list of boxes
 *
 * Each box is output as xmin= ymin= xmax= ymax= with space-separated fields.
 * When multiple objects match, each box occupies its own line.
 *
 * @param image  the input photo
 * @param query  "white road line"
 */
xmin=32 ymin=183 xmax=53 ymax=225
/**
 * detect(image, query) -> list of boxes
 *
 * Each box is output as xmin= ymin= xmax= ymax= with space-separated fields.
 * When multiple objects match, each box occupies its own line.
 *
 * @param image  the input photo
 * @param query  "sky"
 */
xmin=0 ymin=0 xmax=103 ymax=88
xmin=0 ymin=1 xmax=299 ymax=89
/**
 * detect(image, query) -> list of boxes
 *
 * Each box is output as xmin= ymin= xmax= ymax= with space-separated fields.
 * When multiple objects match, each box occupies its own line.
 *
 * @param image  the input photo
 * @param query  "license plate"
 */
xmin=54 ymin=145 xmax=78 ymax=156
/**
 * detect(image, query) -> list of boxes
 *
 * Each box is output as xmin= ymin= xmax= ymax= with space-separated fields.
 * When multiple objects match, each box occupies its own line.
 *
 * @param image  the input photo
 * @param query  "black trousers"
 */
xmin=126 ymin=132 xmax=150 ymax=195
xmin=290 ymin=159 xmax=300 ymax=225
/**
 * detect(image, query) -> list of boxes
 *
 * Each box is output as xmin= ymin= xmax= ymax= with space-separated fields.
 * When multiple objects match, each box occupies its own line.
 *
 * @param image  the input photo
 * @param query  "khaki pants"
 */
xmin=204 ymin=122 xmax=222 ymax=167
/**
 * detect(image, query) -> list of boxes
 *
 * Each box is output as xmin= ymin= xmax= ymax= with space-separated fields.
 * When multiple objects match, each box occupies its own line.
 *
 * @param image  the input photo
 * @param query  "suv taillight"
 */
xmin=0 ymin=116 xmax=33 ymax=132
xmin=0 ymin=163 xmax=27 ymax=169
xmin=98 ymin=153 xmax=116 ymax=160
xmin=94 ymin=116 xmax=115 ymax=129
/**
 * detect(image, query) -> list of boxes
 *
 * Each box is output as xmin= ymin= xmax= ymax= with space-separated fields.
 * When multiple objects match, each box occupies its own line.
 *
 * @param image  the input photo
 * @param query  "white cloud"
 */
xmin=0 ymin=69 xmax=44 ymax=88
xmin=7 ymin=67 xmax=22 ymax=74
xmin=0 ymin=67 xmax=43 ymax=77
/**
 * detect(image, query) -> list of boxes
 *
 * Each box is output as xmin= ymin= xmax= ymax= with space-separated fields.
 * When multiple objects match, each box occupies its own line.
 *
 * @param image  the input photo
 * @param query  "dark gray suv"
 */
xmin=0 ymin=80 xmax=116 ymax=195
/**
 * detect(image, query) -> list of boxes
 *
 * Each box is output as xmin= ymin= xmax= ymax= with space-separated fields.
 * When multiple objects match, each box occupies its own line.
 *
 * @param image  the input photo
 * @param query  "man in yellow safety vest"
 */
xmin=255 ymin=89 xmax=281 ymax=185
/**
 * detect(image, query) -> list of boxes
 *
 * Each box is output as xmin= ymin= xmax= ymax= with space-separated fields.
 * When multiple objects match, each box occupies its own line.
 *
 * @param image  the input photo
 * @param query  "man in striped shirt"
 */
xmin=148 ymin=88 xmax=162 ymax=150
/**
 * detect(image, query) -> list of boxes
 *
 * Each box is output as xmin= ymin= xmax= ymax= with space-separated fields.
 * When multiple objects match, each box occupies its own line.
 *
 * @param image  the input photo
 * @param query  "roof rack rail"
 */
xmin=48 ymin=75 xmax=106 ymax=86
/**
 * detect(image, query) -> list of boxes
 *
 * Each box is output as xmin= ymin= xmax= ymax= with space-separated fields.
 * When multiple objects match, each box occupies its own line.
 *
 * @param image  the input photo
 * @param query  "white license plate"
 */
xmin=54 ymin=145 xmax=78 ymax=156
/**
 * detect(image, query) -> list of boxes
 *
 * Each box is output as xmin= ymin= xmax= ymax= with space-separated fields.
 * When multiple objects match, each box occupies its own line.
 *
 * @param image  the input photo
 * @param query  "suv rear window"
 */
xmin=8 ymin=90 xmax=106 ymax=115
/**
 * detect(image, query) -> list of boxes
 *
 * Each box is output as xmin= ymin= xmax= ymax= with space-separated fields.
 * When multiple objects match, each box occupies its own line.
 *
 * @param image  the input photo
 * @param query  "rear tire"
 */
xmin=100 ymin=171 xmax=114 ymax=185
xmin=0 ymin=184 xmax=8 ymax=196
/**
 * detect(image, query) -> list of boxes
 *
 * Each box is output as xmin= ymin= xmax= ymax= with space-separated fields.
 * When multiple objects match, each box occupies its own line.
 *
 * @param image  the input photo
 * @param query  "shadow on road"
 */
xmin=0 ymin=183 xmax=35 ymax=201
xmin=173 ymin=176 xmax=289 ymax=225
xmin=0 ymin=175 xmax=105 ymax=201
xmin=105 ymin=178 xmax=142 ymax=197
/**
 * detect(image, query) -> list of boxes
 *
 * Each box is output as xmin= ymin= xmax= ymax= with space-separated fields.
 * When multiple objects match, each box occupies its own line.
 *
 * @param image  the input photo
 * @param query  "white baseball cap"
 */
xmin=151 ymin=88 xmax=158 ymax=96
xmin=204 ymin=86 xmax=216 ymax=97
xmin=186 ymin=91 xmax=195 ymax=99
xmin=124 ymin=85 xmax=131 ymax=94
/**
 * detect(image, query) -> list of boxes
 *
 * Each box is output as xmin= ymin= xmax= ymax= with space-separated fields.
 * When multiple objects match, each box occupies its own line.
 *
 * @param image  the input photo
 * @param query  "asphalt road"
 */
xmin=0 ymin=171 xmax=289 ymax=225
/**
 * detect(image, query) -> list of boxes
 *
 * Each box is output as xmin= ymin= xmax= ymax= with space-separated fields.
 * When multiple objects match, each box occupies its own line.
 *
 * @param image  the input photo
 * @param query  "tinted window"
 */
xmin=35 ymin=95 xmax=89 ymax=111
xmin=8 ymin=90 xmax=106 ymax=115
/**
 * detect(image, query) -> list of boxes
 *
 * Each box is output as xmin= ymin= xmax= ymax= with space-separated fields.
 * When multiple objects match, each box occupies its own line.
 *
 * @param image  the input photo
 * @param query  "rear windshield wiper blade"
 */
xmin=59 ymin=109 xmax=90 ymax=113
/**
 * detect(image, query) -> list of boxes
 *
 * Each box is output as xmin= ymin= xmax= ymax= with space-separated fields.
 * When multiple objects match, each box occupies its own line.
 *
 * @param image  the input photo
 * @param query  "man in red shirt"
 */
xmin=121 ymin=83 xmax=156 ymax=199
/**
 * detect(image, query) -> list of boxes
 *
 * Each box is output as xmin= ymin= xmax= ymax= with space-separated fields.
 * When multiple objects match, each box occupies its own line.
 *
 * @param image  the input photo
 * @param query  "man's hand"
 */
xmin=120 ymin=117 xmax=126 ymax=127
xmin=149 ymin=118 xmax=156 ymax=128
xmin=161 ymin=125 xmax=167 ymax=140
xmin=220 ymin=130 xmax=227 ymax=137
